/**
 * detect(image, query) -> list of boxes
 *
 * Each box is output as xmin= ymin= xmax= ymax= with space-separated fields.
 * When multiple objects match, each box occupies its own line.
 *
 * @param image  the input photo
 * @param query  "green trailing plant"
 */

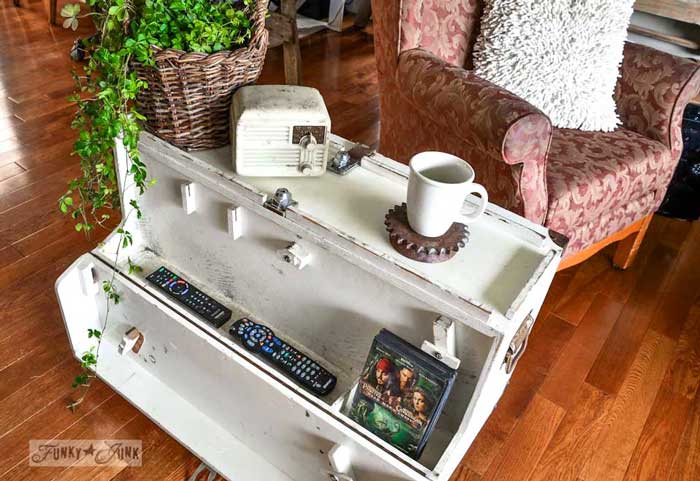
xmin=59 ymin=0 xmax=255 ymax=411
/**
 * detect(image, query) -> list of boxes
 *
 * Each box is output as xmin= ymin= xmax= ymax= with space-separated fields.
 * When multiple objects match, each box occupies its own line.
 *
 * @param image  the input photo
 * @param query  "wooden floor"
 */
xmin=1 ymin=2 xmax=699 ymax=481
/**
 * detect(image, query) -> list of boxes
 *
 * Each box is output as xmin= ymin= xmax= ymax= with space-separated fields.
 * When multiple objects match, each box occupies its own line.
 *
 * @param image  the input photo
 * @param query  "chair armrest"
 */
xmin=396 ymin=48 xmax=552 ymax=223
xmin=396 ymin=48 xmax=552 ymax=166
xmin=616 ymin=42 xmax=700 ymax=158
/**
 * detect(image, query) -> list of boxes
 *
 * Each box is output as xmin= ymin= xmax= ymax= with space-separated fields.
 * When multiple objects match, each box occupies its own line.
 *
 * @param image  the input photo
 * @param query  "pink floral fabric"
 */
xmin=616 ymin=42 xmax=700 ymax=160
xmin=399 ymin=0 xmax=483 ymax=67
xmin=557 ymin=194 xmax=658 ymax=256
xmin=546 ymin=128 xmax=672 ymax=231
xmin=396 ymin=48 xmax=551 ymax=222
xmin=371 ymin=0 xmax=700 ymax=257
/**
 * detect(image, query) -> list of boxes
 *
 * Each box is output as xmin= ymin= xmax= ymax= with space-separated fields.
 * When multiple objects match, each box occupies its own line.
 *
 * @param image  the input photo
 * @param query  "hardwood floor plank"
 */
xmin=481 ymin=394 xmax=565 ymax=481
xmin=0 ymin=161 xmax=24 ymax=182
xmin=50 ymin=414 xmax=171 ymax=481
xmin=0 ymin=254 xmax=72 ymax=312
xmin=577 ymin=329 xmax=676 ymax=481
xmin=665 ymin=304 xmax=700 ymax=400
xmin=552 ymin=252 xmax=610 ymax=325
xmin=586 ymin=244 xmax=678 ymax=395
xmin=539 ymin=294 xmax=623 ymax=409
xmin=648 ymin=223 xmax=700 ymax=340
xmin=657 ymin=216 xmax=693 ymax=250
xmin=0 ymin=136 xmax=74 ymax=172
xmin=0 ymin=382 xmax=115 ymax=477
xmin=0 ymin=244 xmax=22 ymax=269
xmin=621 ymin=384 xmax=692 ymax=481
xmin=0 ymin=334 xmax=70 ymax=402
xmin=0 ymin=163 xmax=79 ymax=214
xmin=0 ymin=358 xmax=82 ymax=437
xmin=537 ymin=266 xmax=578 ymax=323
xmin=668 ymin=388 xmax=700 ymax=481
xmin=0 ymin=231 xmax=95 ymax=289
xmin=597 ymin=215 xmax=667 ymax=305
xmin=450 ymin=465 xmax=482 ymax=481
xmin=109 ymin=434 xmax=192 ymax=481
xmin=0 ymin=144 xmax=75 ymax=195
xmin=462 ymin=314 xmax=574 ymax=474
xmin=12 ymin=216 xmax=75 ymax=257
xmin=0 ymin=308 xmax=66 ymax=371
xmin=528 ymin=383 xmax=614 ymax=481
xmin=2 ymin=394 xmax=138 ymax=480
xmin=0 ymin=190 xmax=72 ymax=245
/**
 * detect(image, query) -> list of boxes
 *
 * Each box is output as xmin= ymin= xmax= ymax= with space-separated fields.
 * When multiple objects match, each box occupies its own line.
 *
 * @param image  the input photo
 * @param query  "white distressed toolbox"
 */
xmin=55 ymin=133 xmax=564 ymax=481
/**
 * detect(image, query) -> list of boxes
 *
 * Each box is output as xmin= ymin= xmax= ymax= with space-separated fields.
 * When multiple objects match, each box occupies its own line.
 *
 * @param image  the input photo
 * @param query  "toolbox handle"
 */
xmin=504 ymin=313 xmax=534 ymax=374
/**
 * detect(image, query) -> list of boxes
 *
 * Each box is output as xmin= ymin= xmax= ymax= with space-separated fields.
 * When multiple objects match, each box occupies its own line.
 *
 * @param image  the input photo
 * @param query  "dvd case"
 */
xmin=342 ymin=329 xmax=457 ymax=459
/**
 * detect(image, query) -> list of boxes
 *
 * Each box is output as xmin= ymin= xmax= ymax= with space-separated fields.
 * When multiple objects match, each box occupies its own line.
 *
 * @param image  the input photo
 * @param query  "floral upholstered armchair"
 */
xmin=371 ymin=0 xmax=700 ymax=269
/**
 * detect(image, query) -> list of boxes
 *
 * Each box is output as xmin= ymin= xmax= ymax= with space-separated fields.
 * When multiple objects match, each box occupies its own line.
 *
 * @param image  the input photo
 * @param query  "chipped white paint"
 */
xmin=55 ymin=133 xmax=563 ymax=481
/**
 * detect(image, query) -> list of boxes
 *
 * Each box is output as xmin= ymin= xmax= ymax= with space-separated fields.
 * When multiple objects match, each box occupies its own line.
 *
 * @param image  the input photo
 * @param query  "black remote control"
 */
xmin=146 ymin=266 xmax=232 ymax=328
xmin=230 ymin=318 xmax=337 ymax=396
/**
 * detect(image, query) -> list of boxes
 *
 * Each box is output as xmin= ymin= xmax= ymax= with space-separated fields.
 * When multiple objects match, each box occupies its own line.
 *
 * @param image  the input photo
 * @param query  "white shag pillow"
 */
xmin=473 ymin=0 xmax=634 ymax=132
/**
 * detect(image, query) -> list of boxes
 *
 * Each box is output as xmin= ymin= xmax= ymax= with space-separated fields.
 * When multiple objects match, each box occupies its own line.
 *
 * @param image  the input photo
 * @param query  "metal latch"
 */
xmin=504 ymin=313 xmax=534 ymax=374
xmin=328 ymin=143 xmax=374 ymax=176
xmin=264 ymin=188 xmax=297 ymax=217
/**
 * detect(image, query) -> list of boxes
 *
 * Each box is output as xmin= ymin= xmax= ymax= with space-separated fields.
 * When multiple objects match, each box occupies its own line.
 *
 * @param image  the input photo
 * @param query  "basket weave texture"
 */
xmin=132 ymin=0 xmax=269 ymax=151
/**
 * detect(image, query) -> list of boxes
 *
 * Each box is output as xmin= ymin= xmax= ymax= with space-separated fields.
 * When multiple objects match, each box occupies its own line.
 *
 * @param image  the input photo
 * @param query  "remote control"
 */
xmin=146 ymin=266 xmax=232 ymax=328
xmin=230 ymin=318 xmax=337 ymax=396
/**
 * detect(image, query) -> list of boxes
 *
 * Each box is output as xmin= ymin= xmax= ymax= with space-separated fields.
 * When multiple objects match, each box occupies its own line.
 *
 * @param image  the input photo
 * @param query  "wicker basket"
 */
xmin=132 ymin=0 xmax=269 ymax=151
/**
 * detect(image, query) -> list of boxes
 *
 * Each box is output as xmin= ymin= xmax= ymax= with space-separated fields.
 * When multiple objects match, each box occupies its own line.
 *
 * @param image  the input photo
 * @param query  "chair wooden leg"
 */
xmin=612 ymin=214 xmax=653 ymax=270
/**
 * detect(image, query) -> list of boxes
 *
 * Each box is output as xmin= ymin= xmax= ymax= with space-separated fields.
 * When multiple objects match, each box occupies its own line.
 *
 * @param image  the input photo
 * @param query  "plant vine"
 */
xmin=59 ymin=0 xmax=255 ymax=410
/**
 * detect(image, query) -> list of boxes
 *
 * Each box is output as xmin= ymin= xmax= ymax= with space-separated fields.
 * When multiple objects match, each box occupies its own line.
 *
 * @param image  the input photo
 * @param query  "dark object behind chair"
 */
xmin=657 ymin=104 xmax=700 ymax=220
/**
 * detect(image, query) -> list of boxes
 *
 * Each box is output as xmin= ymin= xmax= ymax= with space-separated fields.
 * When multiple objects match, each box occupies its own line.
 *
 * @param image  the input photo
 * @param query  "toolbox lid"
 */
xmin=140 ymin=133 xmax=562 ymax=322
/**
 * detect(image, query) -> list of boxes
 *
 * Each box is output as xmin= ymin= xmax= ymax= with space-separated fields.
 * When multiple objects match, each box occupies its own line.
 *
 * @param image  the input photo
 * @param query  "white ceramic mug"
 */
xmin=407 ymin=152 xmax=488 ymax=238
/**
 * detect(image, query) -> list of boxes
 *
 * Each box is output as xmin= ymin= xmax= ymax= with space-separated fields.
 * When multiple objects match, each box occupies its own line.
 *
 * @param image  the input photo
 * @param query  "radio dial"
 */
xmin=300 ymin=163 xmax=313 ymax=175
xmin=298 ymin=133 xmax=317 ymax=149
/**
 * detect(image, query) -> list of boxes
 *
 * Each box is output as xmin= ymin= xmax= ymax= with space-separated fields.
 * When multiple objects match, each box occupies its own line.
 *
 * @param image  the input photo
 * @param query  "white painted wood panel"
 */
xmin=55 ymin=133 xmax=564 ymax=481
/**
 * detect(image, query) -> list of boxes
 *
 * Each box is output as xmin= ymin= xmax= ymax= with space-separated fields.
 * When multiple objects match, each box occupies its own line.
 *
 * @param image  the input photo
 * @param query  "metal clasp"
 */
xmin=504 ymin=313 xmax=534 ymax=374
xmin=264 ymin=188 xmax=297 ymax=217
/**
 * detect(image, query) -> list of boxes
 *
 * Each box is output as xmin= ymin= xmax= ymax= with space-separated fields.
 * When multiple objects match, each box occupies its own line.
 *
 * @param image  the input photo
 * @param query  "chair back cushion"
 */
xmin=400 ymin=0 xmax=483 ymax=68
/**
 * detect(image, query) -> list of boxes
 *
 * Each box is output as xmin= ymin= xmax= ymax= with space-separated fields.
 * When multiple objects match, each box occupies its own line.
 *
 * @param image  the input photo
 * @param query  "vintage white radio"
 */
xmin=231 ymin=85 xmax=331 ymax=177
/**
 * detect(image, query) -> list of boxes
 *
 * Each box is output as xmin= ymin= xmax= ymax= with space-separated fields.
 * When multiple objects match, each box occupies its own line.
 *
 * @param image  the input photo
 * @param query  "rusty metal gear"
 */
xmin=384 ymin=203 xmax=469 ymax=263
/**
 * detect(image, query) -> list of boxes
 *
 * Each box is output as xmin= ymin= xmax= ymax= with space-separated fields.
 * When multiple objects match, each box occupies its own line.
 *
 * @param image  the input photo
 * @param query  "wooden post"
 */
xmin=49 ymin=0 xmax=57 ymax=25
xmin=280 ymin=0 xmax=302 ymax=85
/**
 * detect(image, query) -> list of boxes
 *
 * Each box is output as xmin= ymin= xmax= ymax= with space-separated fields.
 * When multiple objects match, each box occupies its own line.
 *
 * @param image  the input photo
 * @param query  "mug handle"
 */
xmin=462 ymin=183 xmax=488 ymax=224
